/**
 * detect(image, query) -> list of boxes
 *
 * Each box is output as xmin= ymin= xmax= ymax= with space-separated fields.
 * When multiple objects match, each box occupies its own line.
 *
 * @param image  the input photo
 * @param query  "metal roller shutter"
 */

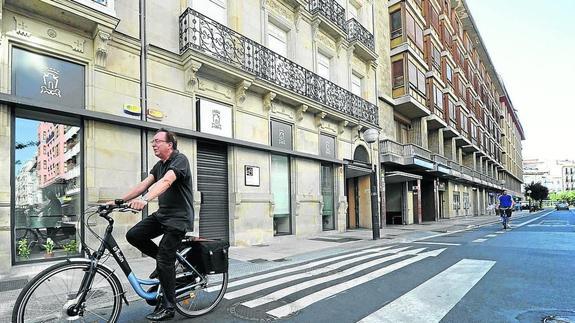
xmin=197 ymin=141 xmax=229 ymax=241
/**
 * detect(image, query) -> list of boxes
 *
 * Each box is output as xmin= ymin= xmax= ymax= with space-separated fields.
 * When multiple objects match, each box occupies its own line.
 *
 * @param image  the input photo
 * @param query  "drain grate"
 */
xmin=229 ymin=299 xmax=298 ymax=321
xmin=0 ymin=278 xmax=28 ymax=292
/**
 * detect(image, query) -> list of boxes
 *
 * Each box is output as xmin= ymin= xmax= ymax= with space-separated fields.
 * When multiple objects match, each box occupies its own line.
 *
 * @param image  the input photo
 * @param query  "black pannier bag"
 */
xmin=186 ymin=239 xmax=230 ymax=274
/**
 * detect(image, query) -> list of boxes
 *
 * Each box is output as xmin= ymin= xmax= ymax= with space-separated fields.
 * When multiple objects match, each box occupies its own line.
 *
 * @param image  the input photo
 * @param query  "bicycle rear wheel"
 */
xmin=174 ymin=260 xmax=228 ymax=318
xmin=12 ymin=261 xmax=123 ymax=323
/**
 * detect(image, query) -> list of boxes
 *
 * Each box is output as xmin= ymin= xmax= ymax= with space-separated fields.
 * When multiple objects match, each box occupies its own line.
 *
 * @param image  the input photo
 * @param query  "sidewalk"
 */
xmin=0 ymin=210 xmax=539 ymax=321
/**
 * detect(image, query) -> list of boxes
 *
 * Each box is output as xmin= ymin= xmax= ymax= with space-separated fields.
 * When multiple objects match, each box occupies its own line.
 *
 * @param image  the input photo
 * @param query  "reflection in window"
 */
xmin=271 ymin=155 xmax=291 ymax=235
xmin=321 ymin=164 xmax=335 ymax=231
xmin=14 ymin=118 xmax=81 ymax=262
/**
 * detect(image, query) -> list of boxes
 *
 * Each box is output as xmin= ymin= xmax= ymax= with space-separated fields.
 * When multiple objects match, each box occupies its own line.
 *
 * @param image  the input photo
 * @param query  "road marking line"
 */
xmin=241 ymin=247 xmax=425 ymax=307
xmin=266 ymin=249 xmax=446 ymax=318
xmin=227 ymin=245 xmax=394 ymax=289
xmin=485 ymin=234 xmax=497 ymax=237
xmin=514 ymin=211 xmax=553 ymax=228
xmin=495 ymin=231 xmax=505 ymax=234
xmin=357 ymin=259 xmax=495 ymax=323
xmin=412 ymin=241 xmax=461 ymax=246
xmin=472 ymin=238 xmax=487 ymax=243
xmin=226 ymin=246 xmax=411 ymax=299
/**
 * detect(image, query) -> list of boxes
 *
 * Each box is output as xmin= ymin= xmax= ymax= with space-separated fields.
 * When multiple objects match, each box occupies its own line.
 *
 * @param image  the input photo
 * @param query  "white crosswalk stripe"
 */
xmin=241 ymin=247 xmax=422 ymax=307
xmin=226 ymin=246 xmax=411 ymax=300
xmin=226 ymin=244 xmax=489 ymax=320
xmin=226 ymin=245 xmax=394 ymax=289
xmin=358 ymin=259 xmax=495 ymax=323
xmin=266 ymin=248 xmax=446 ymax=318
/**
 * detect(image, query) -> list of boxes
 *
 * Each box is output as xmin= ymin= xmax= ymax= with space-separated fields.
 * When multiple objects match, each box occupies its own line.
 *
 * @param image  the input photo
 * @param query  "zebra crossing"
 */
xmin=225 ymin=244 xmax=495 ymax=321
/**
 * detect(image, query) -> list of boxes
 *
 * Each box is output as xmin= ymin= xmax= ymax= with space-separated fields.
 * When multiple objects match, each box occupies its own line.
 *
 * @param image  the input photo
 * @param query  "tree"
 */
xmin=525 ymin=182 xmax=549 ymax=209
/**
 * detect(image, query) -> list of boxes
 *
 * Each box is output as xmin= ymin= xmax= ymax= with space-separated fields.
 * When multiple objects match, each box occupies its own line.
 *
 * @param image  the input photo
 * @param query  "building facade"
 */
xmin=381 ymin=0 xmax=525 ymax=225
xmin=0 ymin=0 xmax=385 ymax=273
xmin=0 ymin=0 xmax=524 ymax=274
xmin=522 ymin=158 xmax=568 ymax=193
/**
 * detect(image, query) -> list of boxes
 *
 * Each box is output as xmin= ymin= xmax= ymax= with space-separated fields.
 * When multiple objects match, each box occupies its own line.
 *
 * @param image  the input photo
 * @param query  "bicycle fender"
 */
xmin=65 ymin=258 xmax=130 ymax=306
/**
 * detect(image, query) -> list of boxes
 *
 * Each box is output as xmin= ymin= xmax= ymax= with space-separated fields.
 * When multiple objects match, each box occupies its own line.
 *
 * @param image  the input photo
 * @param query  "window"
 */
xmin=406 ymin=12 xmax=424 ymax=50
xmin=432 ymin=45 xmax=441 ymax=70
xmin=430 ymin=6 xmax=440 ymax=32
xmin=349 ymin=3 xmax=360 ymax=20
xmin=13 ymin=115 xmax=81 ymax=263
xmin=317 ymin=51 xmax=331 ymax=80
xmin=446 ymin=63 xmax=453 ymax=84
xmin=193 ymin=0 xmax=227 ymax=25
xmin=448 ymin=100 xmax=456 ymax=120
xmin=453 ymin=192 xmax=460 ymax=210
xmin=271 ymin=155 xmax=291 ymax=235
xmin=392 ymin=60 xmax=404 ymax=88
xmin=321 ymin=164 xmax=335 ymax=231
xmin=390 ymin=10 xmax=402 ymax=38
xmin=408 ymin=61 xmax=426 ymax=95
xmin=267 ymin=22 xmax=287 ymax=57
xmin=351 ymin=73 xmax=362 ymax=96
xmin=433 ymin=84 xmax=443 ymax=109
xmin=461 ymin=112 xmax=468 ymax=133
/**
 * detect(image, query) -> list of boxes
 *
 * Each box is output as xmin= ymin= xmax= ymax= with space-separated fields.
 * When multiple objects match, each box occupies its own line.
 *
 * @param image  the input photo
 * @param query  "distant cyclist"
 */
xmin=498 ymin=190 xmax=514 ymax=228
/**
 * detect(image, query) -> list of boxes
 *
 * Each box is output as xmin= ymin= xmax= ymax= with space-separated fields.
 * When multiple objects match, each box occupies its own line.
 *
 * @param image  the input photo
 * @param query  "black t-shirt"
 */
xmin=150 ymin=150 xmax=194 ymax=231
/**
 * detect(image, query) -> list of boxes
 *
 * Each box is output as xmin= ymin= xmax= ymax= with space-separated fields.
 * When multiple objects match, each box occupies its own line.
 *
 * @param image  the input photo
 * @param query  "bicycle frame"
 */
xmin=75 ymin=208 xmax=202 ymax=309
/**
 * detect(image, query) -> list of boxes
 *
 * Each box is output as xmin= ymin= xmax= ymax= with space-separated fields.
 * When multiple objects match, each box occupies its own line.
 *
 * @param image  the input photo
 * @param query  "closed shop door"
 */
xmin=197 ymin=141 xmax=229 ymax=241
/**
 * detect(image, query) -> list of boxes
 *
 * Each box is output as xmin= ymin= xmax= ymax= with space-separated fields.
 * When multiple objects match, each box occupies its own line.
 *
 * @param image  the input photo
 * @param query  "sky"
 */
xmin=465 ymin=0 xmax=575 ymax=161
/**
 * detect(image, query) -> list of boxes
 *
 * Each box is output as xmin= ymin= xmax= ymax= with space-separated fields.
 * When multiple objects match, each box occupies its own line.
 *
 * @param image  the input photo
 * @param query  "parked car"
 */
xmin=556 ymin=202 xmax=569 ymax=210
xmin=519 ymin=202 xmax=530 ymax=210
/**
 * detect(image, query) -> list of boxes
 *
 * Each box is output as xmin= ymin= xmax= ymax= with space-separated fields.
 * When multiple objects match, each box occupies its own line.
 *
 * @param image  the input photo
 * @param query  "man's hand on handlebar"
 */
xmin=128 ymin=197 xmax=148 ymax=211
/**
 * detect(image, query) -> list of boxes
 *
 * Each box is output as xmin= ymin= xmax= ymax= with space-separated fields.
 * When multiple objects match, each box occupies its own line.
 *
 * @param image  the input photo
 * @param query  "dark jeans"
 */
xmin=126 ymin=213 xmax=185 ymax=308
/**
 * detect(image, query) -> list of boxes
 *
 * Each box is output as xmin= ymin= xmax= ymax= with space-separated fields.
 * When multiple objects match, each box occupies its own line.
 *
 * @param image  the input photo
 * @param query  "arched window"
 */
xmin=353 ymin=145 xmax=369 ymax=163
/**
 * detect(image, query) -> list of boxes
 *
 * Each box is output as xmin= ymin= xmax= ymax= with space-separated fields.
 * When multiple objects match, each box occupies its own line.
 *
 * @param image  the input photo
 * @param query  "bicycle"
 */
xmin=498 ymin=206 xmax=512 ymax=229
xmin=12 ymin=200 xmax=229 ymax=322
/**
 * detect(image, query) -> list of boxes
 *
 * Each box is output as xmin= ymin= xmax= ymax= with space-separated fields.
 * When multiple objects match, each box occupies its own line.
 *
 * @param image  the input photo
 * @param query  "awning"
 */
xmin=385 ymin=171 xmax=422 ymax=184
xmin=345 ymin=163 xmax=373 ymax=178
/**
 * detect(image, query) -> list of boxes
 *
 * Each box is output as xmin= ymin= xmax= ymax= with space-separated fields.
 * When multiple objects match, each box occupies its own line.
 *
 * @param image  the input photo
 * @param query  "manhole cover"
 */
xmin=517 ymin=310 xmax=575 ymax=323
xmin=229 ymin=299 xmax=299 ymax=321
xmin=544 ymin=315 xmax=575 ymax=323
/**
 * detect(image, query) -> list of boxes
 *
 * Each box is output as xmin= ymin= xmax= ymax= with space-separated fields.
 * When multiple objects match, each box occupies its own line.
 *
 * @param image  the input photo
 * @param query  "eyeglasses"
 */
xmin=150 ymin=139 xmax=168 ymax=145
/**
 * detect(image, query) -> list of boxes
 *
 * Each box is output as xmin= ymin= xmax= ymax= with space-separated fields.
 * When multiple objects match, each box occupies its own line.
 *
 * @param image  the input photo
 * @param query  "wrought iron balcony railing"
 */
xmin=346 ymin=18 xmax=375 ymax=52
xmin=179 ymin=8 xmax=378 ymax=126
xmin=308 ymin=0 xmax=347 ymax=32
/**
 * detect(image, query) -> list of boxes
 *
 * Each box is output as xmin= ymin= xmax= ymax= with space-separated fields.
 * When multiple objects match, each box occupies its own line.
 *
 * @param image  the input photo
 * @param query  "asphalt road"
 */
xmin=118 ymin=210 xmax=575 ymax=323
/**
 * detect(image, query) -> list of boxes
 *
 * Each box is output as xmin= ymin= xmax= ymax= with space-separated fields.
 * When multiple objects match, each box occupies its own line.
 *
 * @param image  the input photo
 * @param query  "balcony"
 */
xmin=179 ymin=8 xmax=378 ymax=126
xmin=64 ymin=143 xmax=81 ymax=161
xmin=63 ymin=165 xmax=80 ymax=181
xmin=8 ymin=0 xmax=119 ymax=33
xmin=346 ymin=18 xmax=377 ymax=61
xmin=431 ymin=153 xmax=451 ymax=175
xmin=309 ymin=0 xmax=347 ymax=38
xmin=380 ymin=140 xmax=434 ymax=170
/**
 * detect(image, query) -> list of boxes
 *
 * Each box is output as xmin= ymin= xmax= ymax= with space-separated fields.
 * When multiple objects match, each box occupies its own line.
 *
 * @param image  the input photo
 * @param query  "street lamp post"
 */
xmin=527 ymin=189 xmax=532 ymax=212
xmin=363 ymin=128 xmax=380 ymax=240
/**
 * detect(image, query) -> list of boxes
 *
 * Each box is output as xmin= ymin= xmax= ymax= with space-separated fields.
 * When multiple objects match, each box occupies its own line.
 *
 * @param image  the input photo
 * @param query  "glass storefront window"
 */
xmin=271 ymin=155 xmax=291 ymax=235
xmin=321 ymin=164 xmax=335 ymax=231
xmin=13 ymin=117 xmax=81 ymax=262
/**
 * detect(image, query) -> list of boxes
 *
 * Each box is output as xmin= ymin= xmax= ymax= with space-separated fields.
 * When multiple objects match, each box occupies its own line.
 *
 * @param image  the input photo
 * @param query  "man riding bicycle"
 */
xmin=113 ymin=128 xmax=193 ymax=321
xmin=498 ymin=190 xmax=514 ymax=229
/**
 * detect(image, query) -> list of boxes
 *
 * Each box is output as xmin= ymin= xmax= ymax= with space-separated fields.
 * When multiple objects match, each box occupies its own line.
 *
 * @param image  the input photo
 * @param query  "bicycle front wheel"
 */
xmin=12 ymin=261 xmax=123 ymax=323
xmin=174 ymin=261 xmax=228 ymax=318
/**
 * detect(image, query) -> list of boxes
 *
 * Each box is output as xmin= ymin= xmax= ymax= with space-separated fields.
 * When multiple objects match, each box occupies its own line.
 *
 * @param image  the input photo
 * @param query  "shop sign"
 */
xmin=414 ymin=157 xmax=434 ymax=169
xmin=320 ymin=134 xmax=335 ymax=158
xmin=197 ymin=98 xmax=232 ymax=138
xmin=11 ymin=47 xmax=85 ymax=108
xmin=271 ymin=120 xmax=292 ymax=150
